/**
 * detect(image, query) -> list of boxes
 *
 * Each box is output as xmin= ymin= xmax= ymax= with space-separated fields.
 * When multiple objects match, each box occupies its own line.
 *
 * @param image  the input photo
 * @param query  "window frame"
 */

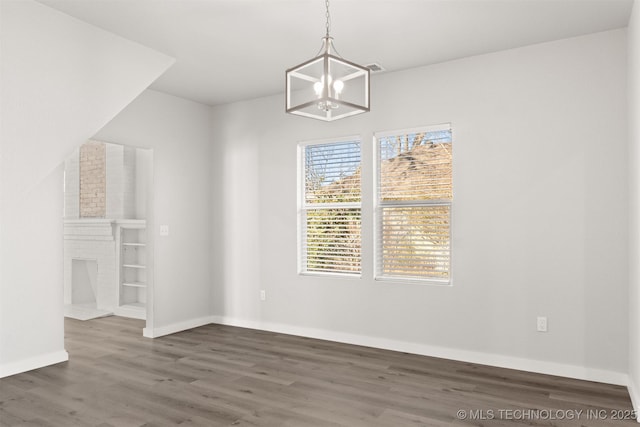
xmin=297 ymin=136 xmax=363 ymax=278
xmin=373 ymin=124 xmax=453 ymax=285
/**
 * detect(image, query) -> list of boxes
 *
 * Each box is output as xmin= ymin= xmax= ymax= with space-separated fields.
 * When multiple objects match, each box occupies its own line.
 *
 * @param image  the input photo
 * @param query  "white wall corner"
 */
xmin=143 ymin=316 xmax=215 ymax=339
xmin=628 ymin=376 xmax=640 ymax=420
xmin=629 ymin=0 xmax=640 ymax=420
xmin=0 ymin=351 xmax=69 ymax=379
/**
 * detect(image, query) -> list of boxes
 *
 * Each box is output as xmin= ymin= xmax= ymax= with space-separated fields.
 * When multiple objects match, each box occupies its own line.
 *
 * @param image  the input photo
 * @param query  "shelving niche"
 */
xmin=115 ymin=221 xmax=146 ymax=320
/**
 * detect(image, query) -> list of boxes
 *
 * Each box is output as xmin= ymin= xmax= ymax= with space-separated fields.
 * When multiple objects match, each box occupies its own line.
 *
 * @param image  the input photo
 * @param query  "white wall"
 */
xmin=627 ymin=0 xmax=640 ymax=413
xmin=64 ymin=149 xmax=80 ymax=219
xmin=135 ymin=148 xmax=151 ymax=220
xmin=210 ymin=29 xmax=629 ymax=384
xmin=105 ymin=143 xmax=138 ymax=219
xmin=94 ymin=90 xmax=213 ymax=336
xmin=0 ymin=0 xmax=173 ymax=377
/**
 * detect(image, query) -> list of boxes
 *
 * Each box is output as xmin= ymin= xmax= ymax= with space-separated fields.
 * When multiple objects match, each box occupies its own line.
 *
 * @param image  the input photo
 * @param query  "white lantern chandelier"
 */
xmin=285 ymin=0 xmax=370 ymax=121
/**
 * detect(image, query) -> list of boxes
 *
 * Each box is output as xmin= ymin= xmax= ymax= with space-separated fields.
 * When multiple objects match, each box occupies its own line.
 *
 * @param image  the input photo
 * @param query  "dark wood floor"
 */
xmin=0 ymin=316 xmax=637 ymax=426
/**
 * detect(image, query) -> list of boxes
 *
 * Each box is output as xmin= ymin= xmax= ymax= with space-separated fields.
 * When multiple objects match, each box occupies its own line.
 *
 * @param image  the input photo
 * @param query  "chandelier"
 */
xmin=285 ymin=0 xmax=370 ymax=121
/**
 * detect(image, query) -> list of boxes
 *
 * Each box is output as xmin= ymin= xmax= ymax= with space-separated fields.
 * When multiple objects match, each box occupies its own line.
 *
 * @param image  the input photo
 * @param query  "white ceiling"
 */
xmin=37 ymin=0 xmax=633 ymax=106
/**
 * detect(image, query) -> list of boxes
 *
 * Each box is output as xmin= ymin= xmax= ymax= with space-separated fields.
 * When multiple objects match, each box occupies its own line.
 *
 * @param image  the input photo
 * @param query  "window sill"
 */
xmin=299 ymin=271 xmax=362 ymax=280
xmin=374 ymin=276 xmax=452 ymax=286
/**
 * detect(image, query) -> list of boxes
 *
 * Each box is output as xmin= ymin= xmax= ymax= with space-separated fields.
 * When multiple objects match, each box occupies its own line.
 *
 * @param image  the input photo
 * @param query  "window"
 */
xmin=298 ymin=138 xmax=361 ymax=276
xmin=375 ymin=124 xmax=452 ymax=283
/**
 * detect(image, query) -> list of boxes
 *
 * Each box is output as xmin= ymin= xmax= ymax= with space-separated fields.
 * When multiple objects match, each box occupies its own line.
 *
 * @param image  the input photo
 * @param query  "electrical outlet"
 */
xmin=260 ymin=290 xmax=266 ymax=301
xmin=159 ymin=225 xmax=169 ymax=236
xmin=537 ymin=316 xmax=548 ymax=332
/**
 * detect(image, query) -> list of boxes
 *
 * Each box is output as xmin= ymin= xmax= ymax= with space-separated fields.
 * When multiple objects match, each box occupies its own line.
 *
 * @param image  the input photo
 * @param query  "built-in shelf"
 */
xmin=122 ymin=281 xmax=147 ymax=288
xmin=114 ymin=302 xmax=145 ymax=320
xmin=117 ymin=222 xmax=147 ymax=320
xmin=123 ymin=264 xmax=146 ymax=269
xmin=121 ymin=302 xmax=145 ymax=309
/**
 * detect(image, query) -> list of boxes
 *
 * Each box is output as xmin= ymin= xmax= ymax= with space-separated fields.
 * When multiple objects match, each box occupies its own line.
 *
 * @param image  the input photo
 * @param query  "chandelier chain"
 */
xmin=325 ymin=0 xmax=331 ymax=38
xmin=285 ymin=0 xmax=370 ymax=120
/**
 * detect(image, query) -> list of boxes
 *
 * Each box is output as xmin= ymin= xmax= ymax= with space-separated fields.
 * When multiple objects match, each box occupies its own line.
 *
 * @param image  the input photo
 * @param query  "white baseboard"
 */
xmin=139 ymin=314 xmax=630 ymax=388
xmin=209 ymin=315 xmax=628 ymax=387
xmin=0 ymin=350 xmax=69 ymax=379
xmin=113 ymin=305 xmax=145 ymax=320
xmin=143 ymin=315 xmax=213 ymax=338
xmin=628 ymin=376 xmax=640 ymax=422
xmin=3 ymin=318 xmax=630 ymax=399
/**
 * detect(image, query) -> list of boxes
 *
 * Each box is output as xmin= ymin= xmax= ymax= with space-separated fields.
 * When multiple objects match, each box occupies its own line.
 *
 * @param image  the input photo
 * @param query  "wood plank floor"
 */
xmin=1 ymin=316 xmax=637 ymax=426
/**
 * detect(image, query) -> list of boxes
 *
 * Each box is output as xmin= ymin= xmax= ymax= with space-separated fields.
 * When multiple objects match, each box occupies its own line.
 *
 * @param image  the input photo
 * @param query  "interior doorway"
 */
xmin=62 ymin=140 xmax=153 ymax=332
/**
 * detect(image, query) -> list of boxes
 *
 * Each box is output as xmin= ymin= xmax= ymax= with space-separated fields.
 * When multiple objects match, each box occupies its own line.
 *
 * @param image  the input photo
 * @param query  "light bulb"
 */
xmin=333 ymin=79 xmax=344 ymax=94
xmin=313 ymin=81 xmax=323 ymax=97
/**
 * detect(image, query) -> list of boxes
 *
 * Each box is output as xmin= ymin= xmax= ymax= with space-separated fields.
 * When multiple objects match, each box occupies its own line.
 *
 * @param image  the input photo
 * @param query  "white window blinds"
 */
xmin=299 ymin=139 xmax=361 ymax=275
xmin=375 ymin=125 xmax=452 ymax=282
